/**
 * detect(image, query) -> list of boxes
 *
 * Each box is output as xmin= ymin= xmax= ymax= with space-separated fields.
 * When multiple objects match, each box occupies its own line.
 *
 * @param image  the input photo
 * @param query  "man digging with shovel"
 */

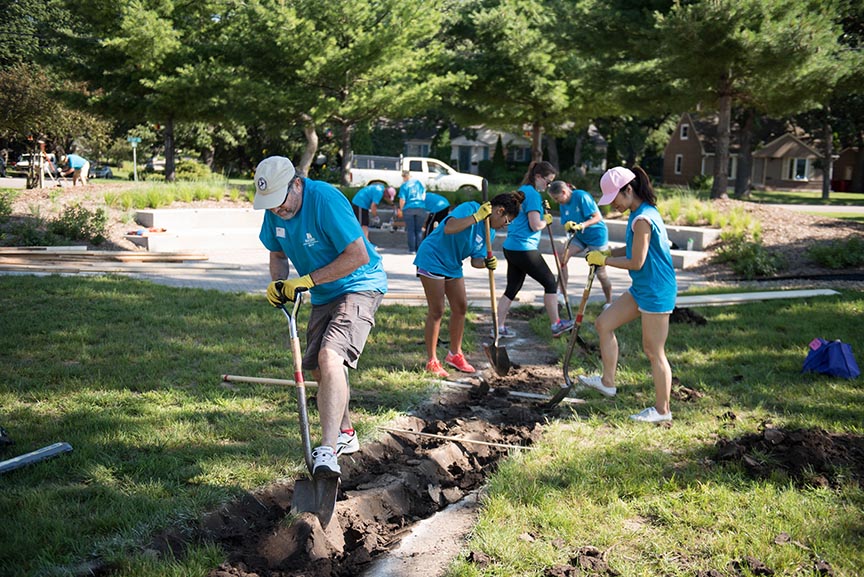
xmin=255 ymin=156 xmax=388 ymax=479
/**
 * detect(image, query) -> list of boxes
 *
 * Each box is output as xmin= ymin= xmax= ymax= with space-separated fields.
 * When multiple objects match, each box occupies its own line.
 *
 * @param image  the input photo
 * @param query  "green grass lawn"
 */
xmin=750 ymin=189 xmax=864 ymax=206
xmin=1 ymin=273 xmax=862 ymax=575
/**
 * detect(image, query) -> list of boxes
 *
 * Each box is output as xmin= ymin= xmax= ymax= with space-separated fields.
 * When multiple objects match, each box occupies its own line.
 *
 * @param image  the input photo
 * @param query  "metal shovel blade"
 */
xmin=483 ymin=341 xmax=511 ymax=377
xmin=291 ymin=476 xmax=340 ymax=527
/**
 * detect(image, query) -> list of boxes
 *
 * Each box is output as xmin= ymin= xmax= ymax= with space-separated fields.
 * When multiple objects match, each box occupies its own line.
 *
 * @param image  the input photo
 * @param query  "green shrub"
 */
xmin=807 ymin=237 xmax=864 ymax=269
xmin=690 ymin=174 xmax=712 ymax=191
xmin=46 ymin=204 xmax=108 ymax=244
xmin=0 ymin=191 xmax=14 ymax=219
xmin=175 ymin=159 xmax=212 ymax=181
xmin=713 ymin=231 xmax=785 ymax=279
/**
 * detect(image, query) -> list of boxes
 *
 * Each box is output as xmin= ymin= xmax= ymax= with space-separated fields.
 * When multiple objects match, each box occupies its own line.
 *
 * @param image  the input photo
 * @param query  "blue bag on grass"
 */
xmin=802 ymin=338 xmax=860 ymax=379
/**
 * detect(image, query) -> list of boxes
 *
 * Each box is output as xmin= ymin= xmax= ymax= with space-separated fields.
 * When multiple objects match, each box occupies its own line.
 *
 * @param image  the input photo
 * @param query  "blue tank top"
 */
xmin=625 ymin=203 xmax=677 ymax=313
xmin=502 ymin=184 xmax=544 ymax=251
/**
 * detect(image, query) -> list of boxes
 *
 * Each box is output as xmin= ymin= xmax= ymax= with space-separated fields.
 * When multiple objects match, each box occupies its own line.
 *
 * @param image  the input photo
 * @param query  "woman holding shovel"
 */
xmin=580 ymin=166 xmax=677 ymax=423
xmin=547 ymin=180 xmax=613 ymax=308
xmin=414 ymin=191 xmax=524 ymax=378
xmin=496 ymin=161 xmax=574 ymax=339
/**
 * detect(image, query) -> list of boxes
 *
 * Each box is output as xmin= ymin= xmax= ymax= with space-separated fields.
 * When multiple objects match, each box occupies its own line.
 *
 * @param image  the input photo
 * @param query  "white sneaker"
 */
xmin=602 ymin=303 xmax=612 ymax=311
xmin=336 ymin=430 xmax=360 ymax=456
xmin=311 ymin=445 xmax=341 ymax=478
xmin=630 ymin=407 xmax=672 ymax=423
xmin=577 ymin=375 xmax=617 ymax=397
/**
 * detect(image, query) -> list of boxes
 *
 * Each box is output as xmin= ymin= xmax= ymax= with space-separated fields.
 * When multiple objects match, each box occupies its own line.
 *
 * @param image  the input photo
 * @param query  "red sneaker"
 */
xmin=444 ymin=351 xmax=476 ymax=373
xmin=426 ymin=358 xmax=450 ymax=378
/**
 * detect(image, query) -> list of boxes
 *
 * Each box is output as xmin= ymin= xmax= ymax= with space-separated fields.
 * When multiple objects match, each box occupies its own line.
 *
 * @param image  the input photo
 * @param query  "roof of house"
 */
xmin=752 ymin=133 xmax=821 ymax=159
xmin=679 ymin=112 xmax=817 ymax=156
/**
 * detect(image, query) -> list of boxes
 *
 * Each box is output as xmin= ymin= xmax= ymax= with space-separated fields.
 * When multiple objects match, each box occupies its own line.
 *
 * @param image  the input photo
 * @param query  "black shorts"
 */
xmin=353 ymin=205 xmax=370 ymax=227
xmin=502 ymin=248 xmax=557 ymax=299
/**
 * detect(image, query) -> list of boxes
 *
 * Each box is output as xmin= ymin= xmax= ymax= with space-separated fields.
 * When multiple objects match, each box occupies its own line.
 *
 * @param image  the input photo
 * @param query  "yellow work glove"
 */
xmin=565 ymin=221 xmax=583 ymax=233
xmin=472 ymin=201 xmax=492 ymax=223
xmin=484 ymin=255 xmax=497 ymax=270
xmin=543 ymin=212 xmax=553 ymax=225
xmin=266 ymin=274 xmax=315 ymax=306
xmin=586 ymin=251 xmax=608 ymax=267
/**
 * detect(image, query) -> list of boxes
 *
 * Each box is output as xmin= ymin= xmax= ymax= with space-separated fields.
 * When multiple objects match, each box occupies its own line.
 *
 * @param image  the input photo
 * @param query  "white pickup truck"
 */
xmin=348 ymin=155 xmax=484 ymax=192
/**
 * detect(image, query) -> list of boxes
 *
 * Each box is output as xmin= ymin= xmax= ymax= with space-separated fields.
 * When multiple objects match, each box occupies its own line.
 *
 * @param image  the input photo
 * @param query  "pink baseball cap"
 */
xmin=598 ymin=166 xmax=636 ymax=205
xmin=384 ymin=186 xmax=396 ymax=201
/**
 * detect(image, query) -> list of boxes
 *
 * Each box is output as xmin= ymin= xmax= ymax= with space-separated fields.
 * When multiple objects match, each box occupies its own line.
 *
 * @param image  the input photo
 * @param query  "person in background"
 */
xmin=255 ymin=156 xmax=388 ymax=478
xmin=578 ymin=166 xmax=677 ymax=423
xmin=351 ymin=183 xmax=396 ymax=240
xmin=495 ymin=161 xmax=574 ymax=338
xmin=547 ymin=180 xmax=613 ymax=308
xmin=396 ymin=170 xmax=427 ymax=254
xmin=59 ymin=153 xmax=90 ymax=186
xmin=415 ymin=191 xmax=524 ymax=378
xmin=423 ymin=192 xmax=452 ymax=238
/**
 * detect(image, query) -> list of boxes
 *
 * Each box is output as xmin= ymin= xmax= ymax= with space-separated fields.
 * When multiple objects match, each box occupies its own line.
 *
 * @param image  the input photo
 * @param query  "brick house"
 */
xmin=663 ymin=112 xmax=828 ymax=191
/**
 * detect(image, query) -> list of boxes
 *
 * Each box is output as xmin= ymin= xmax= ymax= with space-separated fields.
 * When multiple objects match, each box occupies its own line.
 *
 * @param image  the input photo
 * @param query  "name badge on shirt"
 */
xmin=276 ymin=227 xmax=286 ymax=238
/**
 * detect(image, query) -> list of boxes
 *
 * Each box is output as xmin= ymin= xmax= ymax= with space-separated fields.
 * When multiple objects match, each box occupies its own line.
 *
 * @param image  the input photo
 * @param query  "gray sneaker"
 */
xmin=577 ymin=375 xmax=617 ymax=397
xmin=311 ymin=445 xmax=341 ymax=478
xmin=336 ymin=430 xmax=359 ymax=456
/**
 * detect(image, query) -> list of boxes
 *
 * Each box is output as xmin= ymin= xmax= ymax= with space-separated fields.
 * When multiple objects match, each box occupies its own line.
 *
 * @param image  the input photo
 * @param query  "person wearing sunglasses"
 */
xmin=495 ymin=161 xmax=575 ymax=339
xmin=414 ymin=192 xmax=524 ymax=378
xmin=254 ymin=156 xmax=388 ymax=479
xmin=579 ymin=165 xmax=677 ymax=423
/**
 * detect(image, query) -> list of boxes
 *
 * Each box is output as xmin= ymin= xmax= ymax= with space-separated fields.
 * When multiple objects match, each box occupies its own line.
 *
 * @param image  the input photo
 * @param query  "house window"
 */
xmin=680 ymin=125 xmax=689 ymax=140
xmin=674 ymin=154 xmax=683 ymax=174
xmin=728 ymin=156 xmax=737 ymax=179
xmin=787 ymin=158 xmax=809 ymax=181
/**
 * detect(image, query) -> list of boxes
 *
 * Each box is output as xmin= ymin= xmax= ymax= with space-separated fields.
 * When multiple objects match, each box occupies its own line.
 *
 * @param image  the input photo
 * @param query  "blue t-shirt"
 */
xmin=560 ymin=189 xmax=608 ymax=247
xmin=65 ymin=154 xmax=87 ymax=169
xmin=625 ymin=203 xmax=677 ymax=313
xmin=399 ymin=178 xmax=426 ymax=210
xmin=259 ymin=178 xmax=388 ymax=305
xmin=502 ymin=184 xmax=544 ymax=251
xmin=413 ymin=201 xmax=493 ymax=278
xmin=425 ymin=193 xmax=451 ymax=213
xmin=352 ymin=183 xmax=385 ymax=210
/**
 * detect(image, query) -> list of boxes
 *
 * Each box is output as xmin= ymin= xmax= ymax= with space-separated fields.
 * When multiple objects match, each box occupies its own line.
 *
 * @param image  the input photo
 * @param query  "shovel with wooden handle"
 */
xmin=545 ymin=265 xmax=596 ymax=409
xmin=278 ymin=291 xmax=339 ymax=527
xmin=480 ymin=178 xmax=511 ymax=379
xmin=543 ymin=199 xmax=572 ymax=320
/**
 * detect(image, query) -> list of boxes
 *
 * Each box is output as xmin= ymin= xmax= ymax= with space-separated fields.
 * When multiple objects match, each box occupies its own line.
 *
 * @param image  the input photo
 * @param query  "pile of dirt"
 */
xmin=714 ymin=423 xmax=864 ymax=488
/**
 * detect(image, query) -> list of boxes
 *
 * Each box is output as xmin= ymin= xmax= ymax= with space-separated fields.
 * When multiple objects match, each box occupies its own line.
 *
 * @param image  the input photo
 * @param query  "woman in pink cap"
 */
xmin=578 ymin=165 xmax=677 ymax=423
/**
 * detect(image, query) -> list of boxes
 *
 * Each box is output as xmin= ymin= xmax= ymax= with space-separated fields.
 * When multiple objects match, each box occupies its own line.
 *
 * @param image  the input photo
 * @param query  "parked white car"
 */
xmin=348 ymin=155 xmax=484 ymax=192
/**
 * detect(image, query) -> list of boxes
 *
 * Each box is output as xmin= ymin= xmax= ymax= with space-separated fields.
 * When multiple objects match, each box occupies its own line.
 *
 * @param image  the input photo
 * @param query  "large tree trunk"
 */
xmin=164 ymin=117 xmax=176 ymax=183
xmin=531 ymin=120 xmax=543 ymax=163
xmin=339 ymin=121 xmax=353 ymax=187
xmin=711 ymin=91 xmax=731 ymax=199
xmin=572 ymin=133 xmax=584 ymax=177
xmin=545 ymin=134 xmax=559 ymax=172
xmin=734 ymin=108 xmax=755 ymax=199
xmin=297 ymin=114 xmax=319 ymax=178
xmin=822 ymin=112 xmax=832 ymax=200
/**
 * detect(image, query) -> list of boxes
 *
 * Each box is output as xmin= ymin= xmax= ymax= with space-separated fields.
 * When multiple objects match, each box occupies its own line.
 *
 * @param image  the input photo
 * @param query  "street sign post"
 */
xmin=127 ymin=137 xmax=142 ymax=182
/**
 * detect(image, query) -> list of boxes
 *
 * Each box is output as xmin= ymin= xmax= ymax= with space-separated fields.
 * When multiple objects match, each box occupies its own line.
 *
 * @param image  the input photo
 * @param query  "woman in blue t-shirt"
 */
xmin=414 ymin=192 xmax=524 ymax=378
xmin=547 ymin=181 xmax=613 ymax=308
xmin=496 ymin=161 xmax=575 ymax=339
xmin=579 ymin=166 xmax=678 ymax=424
xmin=396 ymin=170 xmax=427 ymax=254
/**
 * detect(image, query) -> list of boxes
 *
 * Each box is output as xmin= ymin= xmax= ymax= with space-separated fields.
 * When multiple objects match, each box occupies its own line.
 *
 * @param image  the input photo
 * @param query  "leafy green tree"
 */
xmin=656 ymin=0 xmax=852 ymax=198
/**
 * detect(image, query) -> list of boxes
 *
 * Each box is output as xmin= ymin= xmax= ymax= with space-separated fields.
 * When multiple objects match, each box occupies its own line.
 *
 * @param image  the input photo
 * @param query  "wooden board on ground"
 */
xmin=676 ymin=289 xmax=840 ymax=307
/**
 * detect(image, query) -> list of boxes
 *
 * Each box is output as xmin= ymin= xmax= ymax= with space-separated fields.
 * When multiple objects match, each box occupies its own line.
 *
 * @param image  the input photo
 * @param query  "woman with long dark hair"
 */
xmin=495 ymin=161 xmax=574 ymax=338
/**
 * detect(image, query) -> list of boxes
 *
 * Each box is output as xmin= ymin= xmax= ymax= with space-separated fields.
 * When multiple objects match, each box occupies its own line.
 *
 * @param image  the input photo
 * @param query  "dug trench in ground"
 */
xmin=143 ymin=307 xmax=711 ymax=577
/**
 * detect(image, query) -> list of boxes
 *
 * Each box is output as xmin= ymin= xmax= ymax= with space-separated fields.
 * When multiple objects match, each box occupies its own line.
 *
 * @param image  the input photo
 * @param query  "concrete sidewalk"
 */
xmin=124 ymin=241 xmax=712 ymax=308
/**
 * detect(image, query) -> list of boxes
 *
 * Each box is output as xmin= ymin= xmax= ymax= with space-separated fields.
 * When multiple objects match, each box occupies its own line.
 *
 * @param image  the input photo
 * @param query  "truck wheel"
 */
xmin=458 ymin=185 xmax=479 ymax=194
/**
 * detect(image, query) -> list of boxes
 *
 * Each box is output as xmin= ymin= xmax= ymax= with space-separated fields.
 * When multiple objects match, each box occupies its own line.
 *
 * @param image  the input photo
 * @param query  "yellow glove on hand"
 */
xmin=586 ymin=251 xmax=608 ymax=267
xmin=484 ymin=255 xmax=497 ymax=270
xmin=266 ymin=274 xmax=315 ymax=306
xmin=473 ymin=202 xmax=492 ymax=223
xmin=543 ymin=212 xmax=553 ymax=225
xmin=565 ymin=221 xmax=583 ymax=233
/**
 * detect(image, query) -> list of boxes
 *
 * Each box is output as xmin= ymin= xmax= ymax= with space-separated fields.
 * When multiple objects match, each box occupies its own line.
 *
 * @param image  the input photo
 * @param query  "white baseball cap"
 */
xmin=253 ymin=156 xmax=296 ymax=210
xmin=598 ymin=166 xmax=636 ymax=206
